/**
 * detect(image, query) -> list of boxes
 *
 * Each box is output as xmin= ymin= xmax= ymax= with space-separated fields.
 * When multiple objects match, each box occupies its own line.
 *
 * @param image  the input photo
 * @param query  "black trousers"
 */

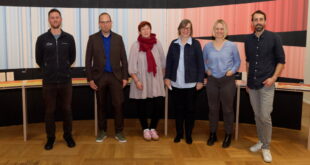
xmin=171 ymin=87 xmax=196 ymax=138
xmin=133 ymin=97 xmax=164 ymax=130
xmin=206 ymin=75 xmax=236 ymax=134
xmin=95 ymin=72 xmax=124 ymax=133
xmin=43 ymin=82 xmax=73 ymax=138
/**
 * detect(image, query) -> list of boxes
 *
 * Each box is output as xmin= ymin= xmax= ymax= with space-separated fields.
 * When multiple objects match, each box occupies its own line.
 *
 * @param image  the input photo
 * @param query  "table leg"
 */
xmin=22 ymin=86 xmax=27 ymax=141
xmin=165 ymin=88 xmax=168 ymax=136
xmin=235 ymin=85 xmax=240 ymax=141
xmin=94 ymin=92 xmax=98 ymax=136
xmin=308 ymin=127 xmax=310 ymax=150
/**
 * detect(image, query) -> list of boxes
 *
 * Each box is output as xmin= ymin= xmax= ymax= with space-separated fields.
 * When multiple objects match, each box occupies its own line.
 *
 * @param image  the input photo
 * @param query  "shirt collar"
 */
xmin=252 ymin=30 xmax=266 ymax=39
xmin=101 ymin=32 xmax=111 ymax=39
xmin=174 ymin=37 xmax=192 ymax=45
xmin=48 ymin=29 xmax=63 ymax=38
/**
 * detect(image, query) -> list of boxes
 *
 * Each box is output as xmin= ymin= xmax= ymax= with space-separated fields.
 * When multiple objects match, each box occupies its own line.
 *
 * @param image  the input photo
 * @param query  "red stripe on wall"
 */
xmin=185 ymin=0 xmax=308 ymax=37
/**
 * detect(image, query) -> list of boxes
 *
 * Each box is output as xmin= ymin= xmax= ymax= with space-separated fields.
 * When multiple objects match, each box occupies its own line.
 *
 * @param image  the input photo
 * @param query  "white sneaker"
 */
xmin=249 ymin=141 xmax=263 ymax=152
xmin=262 ymin=149 xmax=272 ymax=163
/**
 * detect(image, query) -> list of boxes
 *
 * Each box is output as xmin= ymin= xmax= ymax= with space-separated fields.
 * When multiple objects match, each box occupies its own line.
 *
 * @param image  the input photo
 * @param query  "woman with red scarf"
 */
xmin=128 ymin=21 xmax=166 ymax=141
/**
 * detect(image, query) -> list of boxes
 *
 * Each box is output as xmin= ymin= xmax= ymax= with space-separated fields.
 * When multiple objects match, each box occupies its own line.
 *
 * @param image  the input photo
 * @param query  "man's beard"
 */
xmin=51 ymin=23 xmax=61 ymax=29
xmin=255 ymin=24 xmax=264 ymax=32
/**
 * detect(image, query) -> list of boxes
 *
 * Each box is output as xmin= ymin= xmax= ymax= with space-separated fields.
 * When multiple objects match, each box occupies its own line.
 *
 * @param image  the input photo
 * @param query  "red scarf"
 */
xmin=138 ymin=33 xmax=157 ymax=76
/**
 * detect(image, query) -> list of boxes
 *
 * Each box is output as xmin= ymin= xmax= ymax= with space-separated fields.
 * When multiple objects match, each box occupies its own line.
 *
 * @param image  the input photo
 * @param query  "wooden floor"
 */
xmin=1 ymin=104 xmax=310 ymax=165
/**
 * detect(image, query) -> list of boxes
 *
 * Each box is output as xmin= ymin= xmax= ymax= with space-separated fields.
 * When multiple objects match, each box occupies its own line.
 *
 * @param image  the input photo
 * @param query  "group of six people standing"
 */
xmin=36 ymin=8 xmax=285 ymax=163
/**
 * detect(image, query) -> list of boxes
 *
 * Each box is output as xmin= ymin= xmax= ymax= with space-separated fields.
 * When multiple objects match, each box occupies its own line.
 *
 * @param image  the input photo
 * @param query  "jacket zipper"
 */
xmin=56 ymin=38 xmax=59 ymax=83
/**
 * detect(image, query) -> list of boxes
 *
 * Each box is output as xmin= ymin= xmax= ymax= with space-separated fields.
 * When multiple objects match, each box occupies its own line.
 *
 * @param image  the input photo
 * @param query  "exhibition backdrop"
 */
xmin=0 ymin=0 xmax=308 ymax=79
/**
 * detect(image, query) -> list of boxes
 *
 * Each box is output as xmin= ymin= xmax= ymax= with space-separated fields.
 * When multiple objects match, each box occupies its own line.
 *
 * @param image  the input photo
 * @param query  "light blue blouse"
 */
xmin=171 ymin=37 xmax=196 ymax=88
xmin=203 ymin=41 xmax=240 ymax=78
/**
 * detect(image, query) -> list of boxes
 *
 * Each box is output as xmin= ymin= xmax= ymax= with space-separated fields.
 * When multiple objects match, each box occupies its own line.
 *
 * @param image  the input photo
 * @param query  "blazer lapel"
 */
xmin=110 ymin=32 xmax=116 ymax=65
xmin=95 ymin=32 xmax=106 ymax=65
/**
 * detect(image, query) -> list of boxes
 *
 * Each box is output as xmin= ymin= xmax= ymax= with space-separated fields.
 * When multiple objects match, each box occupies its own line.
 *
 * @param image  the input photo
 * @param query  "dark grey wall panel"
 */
xmin=196 ymin=31 xmax=307 ymax=47
xmin=0 ymin=0 xmax=273 ymax=8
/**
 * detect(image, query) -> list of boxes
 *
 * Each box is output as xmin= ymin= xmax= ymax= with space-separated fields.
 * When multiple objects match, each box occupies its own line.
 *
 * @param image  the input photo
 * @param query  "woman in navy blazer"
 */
xmin=164 ymin=19 xmax=205 ymax=144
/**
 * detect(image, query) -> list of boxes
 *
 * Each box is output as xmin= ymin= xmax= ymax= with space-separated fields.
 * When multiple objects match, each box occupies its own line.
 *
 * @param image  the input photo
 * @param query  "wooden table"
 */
xmin=234 ymin=80 xmax=310 ymax=150
xmin=1 ymin=79 xmax=310 ymax=149
xmin=0 ymin=78 xmax=89 ymax=141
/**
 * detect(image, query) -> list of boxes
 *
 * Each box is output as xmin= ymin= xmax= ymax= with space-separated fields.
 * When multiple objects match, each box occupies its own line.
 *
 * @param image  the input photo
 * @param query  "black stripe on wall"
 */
xmin=0 ymin=0 xmax=274 ymax=8
xmin=196 ymin=31 xmax=307 ymax=47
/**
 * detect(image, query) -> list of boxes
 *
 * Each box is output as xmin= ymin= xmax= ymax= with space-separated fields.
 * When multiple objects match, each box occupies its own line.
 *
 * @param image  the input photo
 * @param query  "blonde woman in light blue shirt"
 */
xmin=203 ymin=19 xmax=240 ymax=148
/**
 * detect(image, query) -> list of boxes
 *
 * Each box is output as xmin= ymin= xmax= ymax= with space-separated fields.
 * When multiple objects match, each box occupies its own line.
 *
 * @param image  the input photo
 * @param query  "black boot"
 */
xmin=222 ymin=134 xmax=232 ymax=148
xmin=185 ymin=128 xmax=193 ymax=144
xmin=185 ymin=119 xmax=194 ymax=144
xmin=63 ymin=135 xmax=76 ymax=148
xmin=207 ymin=133 xmax=217 ymax=146
xmin=44 ymin=137 xmax=55 ymax=150
xmin=174 ymin=135 xmax=183 ymax=143
xmin=186 ymin=136 xmax=193 ymax=144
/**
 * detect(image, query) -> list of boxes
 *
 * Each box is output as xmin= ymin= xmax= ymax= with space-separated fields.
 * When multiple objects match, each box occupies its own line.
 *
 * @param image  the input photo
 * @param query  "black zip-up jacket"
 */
xmin=165 ymin=38 xmax=205 ymax=83
xmin=35 ymin=29 xmax=76 ymax=84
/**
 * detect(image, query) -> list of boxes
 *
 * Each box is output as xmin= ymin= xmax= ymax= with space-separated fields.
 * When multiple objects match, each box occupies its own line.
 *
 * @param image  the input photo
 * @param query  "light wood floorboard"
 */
xmin=0 ymin=103 xmax=310 ymax=165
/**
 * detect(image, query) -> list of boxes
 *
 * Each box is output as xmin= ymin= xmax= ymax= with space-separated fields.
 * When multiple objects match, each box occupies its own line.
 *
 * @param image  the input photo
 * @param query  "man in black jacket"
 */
xmin=245 ymin=10 xmax=285 ymax=163
xmin=35 ymin=9 xmax=76 ymax=150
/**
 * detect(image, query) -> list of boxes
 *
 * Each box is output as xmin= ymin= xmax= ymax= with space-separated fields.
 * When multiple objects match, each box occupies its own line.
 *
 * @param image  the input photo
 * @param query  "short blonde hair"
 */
xmin=212 ymin=19 xmax=228 ymax=39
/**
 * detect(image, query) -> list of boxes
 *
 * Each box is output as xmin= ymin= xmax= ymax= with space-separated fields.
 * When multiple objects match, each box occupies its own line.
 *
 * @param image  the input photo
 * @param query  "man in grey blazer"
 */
xmin=85 ymin=12 xmax=128 ymax=143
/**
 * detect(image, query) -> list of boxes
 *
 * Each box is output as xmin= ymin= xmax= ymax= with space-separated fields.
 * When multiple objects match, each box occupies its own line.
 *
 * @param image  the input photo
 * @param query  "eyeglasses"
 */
xmin=181 ymin=27 xmax=191 ymax=31
xmin=99 ymin=21 xmax=111 ymax=24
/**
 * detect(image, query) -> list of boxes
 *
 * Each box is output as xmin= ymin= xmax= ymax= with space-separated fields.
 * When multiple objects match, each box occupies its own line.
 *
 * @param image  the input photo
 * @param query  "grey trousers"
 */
xmin=206 ymin=75 xmax=236 ymax=134
xmin=248 ymin=85 xmax=275 ymax=149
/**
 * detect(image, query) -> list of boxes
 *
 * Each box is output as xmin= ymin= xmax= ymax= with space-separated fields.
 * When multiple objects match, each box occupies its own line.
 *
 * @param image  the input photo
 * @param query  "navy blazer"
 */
xmin=165 ymin=38 xmax=205 ymax=83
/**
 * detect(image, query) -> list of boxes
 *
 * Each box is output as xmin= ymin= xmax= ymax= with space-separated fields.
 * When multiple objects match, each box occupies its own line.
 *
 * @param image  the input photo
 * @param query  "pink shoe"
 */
xmin=143 ymin=129 xmax=151 ymax=141
xmin=150 ymin=129 xmax=159 ymax=141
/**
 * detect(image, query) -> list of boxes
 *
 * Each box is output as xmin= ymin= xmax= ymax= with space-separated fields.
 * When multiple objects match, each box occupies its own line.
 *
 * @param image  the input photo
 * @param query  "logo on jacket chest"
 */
xmin=45 ymin=42 xmax=69 ymax=47
xmin=46 ymin=42 xmax=53 ymax=46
